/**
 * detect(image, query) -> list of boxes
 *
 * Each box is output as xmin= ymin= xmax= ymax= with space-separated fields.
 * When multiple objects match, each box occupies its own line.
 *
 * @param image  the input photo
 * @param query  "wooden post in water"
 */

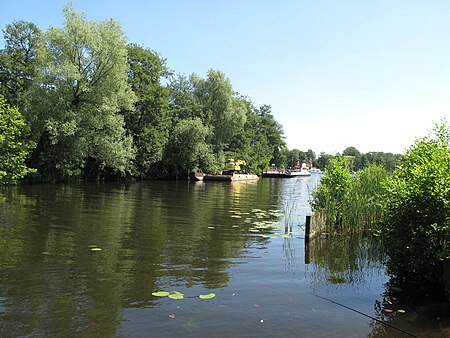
xmin=304 ymin=215 xmax=311 ymax=264
xmin=305 ymin=215 xmax=311 ymax=239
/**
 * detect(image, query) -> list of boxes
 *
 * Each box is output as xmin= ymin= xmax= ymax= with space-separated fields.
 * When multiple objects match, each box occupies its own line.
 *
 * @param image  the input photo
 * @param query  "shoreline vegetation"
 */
xmin=310 ymin=122 xmax=450 ymax=300
xmin=0 ymin=3 xmax=401 ymax=185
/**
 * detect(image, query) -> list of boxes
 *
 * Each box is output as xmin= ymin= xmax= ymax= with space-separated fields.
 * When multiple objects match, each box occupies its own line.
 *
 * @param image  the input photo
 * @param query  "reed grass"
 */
xmin=310 ymin=161 xmax=388 ymax=235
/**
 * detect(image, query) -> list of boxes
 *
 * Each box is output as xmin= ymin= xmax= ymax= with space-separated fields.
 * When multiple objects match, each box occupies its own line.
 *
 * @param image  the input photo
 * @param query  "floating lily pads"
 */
xmin=168 ymin=292 xmax=184 ymax=300
xmin=199 ymin=293 xmax=216 ymax=299
xmin=152 ymin=291 xmax=170 ymax=297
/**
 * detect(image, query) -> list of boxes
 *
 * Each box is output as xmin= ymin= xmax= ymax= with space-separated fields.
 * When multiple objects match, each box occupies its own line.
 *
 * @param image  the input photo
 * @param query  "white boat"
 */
xmin=285 ymin=163 xmax=311 ymax=177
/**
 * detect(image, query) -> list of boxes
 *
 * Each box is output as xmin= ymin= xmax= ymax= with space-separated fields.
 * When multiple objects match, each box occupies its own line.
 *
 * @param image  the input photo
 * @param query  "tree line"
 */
xmin=283 ymin=147 xmax=402 ymax=171
xmin=0 ymin=4 xmax=287 ymax=183
xmin=0 ymin=4 xmax=403 ymax=184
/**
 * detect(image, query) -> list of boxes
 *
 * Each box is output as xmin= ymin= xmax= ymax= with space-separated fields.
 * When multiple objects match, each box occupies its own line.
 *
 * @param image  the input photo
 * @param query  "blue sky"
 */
xmin=1 ymin=0 xmax=449 ymax=154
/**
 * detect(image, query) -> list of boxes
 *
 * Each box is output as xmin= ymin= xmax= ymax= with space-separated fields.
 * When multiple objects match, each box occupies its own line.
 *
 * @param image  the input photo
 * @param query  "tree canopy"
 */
xmin=0 ymin=4 xmax=287 ymax=182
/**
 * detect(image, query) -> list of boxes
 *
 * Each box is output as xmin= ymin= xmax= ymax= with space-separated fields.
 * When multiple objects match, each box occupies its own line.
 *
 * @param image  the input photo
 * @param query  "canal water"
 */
xmin=0 ymin=177 xmax=449 ymax=337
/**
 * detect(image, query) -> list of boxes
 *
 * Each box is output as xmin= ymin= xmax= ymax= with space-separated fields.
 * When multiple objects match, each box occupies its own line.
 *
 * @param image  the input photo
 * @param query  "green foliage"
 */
xmin=0 ymin=5 xmax=287 ymax=182
xmin=316 ymin=152 xmax=334 ymax=170
xmin=0 ymin=20 xmax=41 ymax=108
xmin=382 ymin=122 xmax=450 ymax=292
xmin=191 ymin=69 xmax=247 ymax=150
xmin=232 ymin=103 xmax=286 ymax=173
xmin=361 ymin=151 xmax=402 ymax=171
xmin=0 ymin=97 xmax=36 ymax=184
xmin=124 ymin=44 xmax=171 ymax=177
xmin=164 ymin=118 xmax=216 ymax=174
xmin=311 ymin=155 xmax=353 ymax=231
xmin=25 ymin=3 xmax=135 ymax=180
xmin=311 ymin=155 xmax=387 ymax=234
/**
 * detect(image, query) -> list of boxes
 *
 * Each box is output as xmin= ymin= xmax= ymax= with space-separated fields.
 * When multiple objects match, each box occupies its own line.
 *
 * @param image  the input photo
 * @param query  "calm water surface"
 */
xmin=1 ymin=177 xmax=449 ymax=337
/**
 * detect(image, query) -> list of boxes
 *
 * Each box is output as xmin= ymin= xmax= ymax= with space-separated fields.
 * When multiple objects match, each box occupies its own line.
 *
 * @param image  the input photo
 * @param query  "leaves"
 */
xmin=199 ymin=293 xmax=215 ymax=300
xmin=152 ymin=291 xmax=170 ymax=297
xmin=382 ymin=121 xmax=450 ymax=292
xmin=151 ymin=290 xmax=215 ymax=300
xmin=168 ymin=292 xmax=184 ymax=300
xmin=0 ymin=98 xmax=36 ymax=184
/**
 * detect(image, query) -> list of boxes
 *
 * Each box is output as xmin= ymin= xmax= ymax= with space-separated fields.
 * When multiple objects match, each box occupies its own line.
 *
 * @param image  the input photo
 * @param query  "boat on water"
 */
xmin=203 ymin=173 xmax=259 ymax=181
xmin=262 ymin=162 xmax=311 ymax=178
xmin=203 ymin=159 xmax=259 ymax=182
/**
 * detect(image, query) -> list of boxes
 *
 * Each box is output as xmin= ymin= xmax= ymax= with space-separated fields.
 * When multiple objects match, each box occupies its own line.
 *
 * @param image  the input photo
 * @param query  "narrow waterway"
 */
xmin=0 ymin=177 xmax=449 ymax=337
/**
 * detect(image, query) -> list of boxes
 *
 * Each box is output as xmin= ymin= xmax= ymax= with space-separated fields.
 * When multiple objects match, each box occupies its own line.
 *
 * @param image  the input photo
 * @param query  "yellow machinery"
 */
xmin=223 ymin=159 xmax=247 ymax=174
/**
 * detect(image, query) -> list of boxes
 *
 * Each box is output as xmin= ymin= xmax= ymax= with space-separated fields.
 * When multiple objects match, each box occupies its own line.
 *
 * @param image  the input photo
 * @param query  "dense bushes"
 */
xmin=382 ymin=123 xmax=450 ymax=294
xmin=311 ymin=122 xmax=450 ymax=297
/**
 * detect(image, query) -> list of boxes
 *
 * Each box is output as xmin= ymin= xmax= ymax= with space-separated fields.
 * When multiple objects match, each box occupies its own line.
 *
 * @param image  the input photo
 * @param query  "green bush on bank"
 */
xmin=311 ymin=122 xmax=450 ymax=297
xmin=381 ymin=122 xmax=450 ymax=293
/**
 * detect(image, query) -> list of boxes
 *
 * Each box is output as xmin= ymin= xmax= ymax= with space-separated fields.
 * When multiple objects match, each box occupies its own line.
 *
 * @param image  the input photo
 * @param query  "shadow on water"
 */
xmin=0 ymin=179 xmax=450 ymax=337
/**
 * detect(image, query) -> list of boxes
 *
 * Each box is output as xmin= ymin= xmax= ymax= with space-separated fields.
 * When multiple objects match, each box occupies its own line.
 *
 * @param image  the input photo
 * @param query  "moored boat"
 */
xmin=203 ymin=173 xmax=259 ymax=181
xmin=203 ymin=159 xmax=259 ymax=182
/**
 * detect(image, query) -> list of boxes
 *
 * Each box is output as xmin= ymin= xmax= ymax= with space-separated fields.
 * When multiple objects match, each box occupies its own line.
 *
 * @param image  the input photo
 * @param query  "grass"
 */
xmin=310 ymin=161 xmax=388 ymax=235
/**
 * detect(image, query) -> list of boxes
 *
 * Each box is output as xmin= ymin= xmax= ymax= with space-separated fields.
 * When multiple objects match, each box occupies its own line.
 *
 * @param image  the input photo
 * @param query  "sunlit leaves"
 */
xmin=199 ymin=293 xmax=215 ymax=300
xmin=152 ymin=291 xmax=170 ymax=297
xmin=382 ymin=121 xmax=450 ymax=291
xmin=167 ymin=292 xmax=184 ymax=300
xmin=151 ymin=291 xmax=213 ymax=300
xmin=0 ymin=98 xmax=36 ymax=184
xmin=25 ymin=3 xmax=136 ymax=180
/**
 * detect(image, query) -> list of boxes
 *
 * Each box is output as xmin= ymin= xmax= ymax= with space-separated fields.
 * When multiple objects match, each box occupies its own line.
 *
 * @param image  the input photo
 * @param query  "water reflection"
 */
xmin=0 ymin=179 xmax=449 ymax=337
xmin=306 ymin=235 xmax=386 ymax=289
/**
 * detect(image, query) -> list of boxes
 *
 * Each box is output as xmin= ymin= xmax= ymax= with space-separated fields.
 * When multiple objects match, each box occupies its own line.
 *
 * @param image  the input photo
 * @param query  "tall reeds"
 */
xmin=310 ymin=156 xmax=388 ymax=235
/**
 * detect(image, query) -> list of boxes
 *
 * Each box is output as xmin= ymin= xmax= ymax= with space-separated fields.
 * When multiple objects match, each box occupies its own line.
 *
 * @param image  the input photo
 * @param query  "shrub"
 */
xmin=382 ymin=122 xmax=450 ymax=294
xmin=0 ymin=97 xmax=36 ymax=184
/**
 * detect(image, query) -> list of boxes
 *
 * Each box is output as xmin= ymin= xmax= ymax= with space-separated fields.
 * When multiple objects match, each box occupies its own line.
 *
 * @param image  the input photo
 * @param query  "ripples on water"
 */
xmin=0 ymin=177 xmax=449 ymax=337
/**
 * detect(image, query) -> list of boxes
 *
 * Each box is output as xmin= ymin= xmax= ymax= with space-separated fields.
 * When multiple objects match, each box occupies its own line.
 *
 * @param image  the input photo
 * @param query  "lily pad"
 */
xmin=168 ymin=292 xmax=184 ymax=300
xmin=199 ymin=293 xmax=216 ymax=300
xmin=152 ymin=291 xmax=170 ymax=297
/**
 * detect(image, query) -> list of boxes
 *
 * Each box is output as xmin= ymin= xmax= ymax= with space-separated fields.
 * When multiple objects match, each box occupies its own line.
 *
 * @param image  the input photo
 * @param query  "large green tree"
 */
xmin=230 ymin=102 xmax=286 ymax=172
xmin=0 ymin=20 xmax=41 ymax=108
xmin=164 ymin=117 xmax=215 ymax=175
xmin=191 ymin=69 xmax=247 ymax=150
xmin=26 ymin=4 xmax=135 ymax=180
xmin=124 ymin=44 xmax=171 ymax=177
xmin=0 ymin=97 xmax=36 ymax=184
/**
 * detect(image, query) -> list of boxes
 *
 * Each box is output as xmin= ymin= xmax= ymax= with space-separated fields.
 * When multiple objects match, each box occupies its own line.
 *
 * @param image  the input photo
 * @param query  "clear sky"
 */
xmin=1 ymin=0 xmax=449 ymax=155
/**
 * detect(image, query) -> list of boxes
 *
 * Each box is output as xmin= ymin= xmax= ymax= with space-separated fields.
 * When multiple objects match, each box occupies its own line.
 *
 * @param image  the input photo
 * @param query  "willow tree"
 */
xmin=191 ymin=69 xmax=247 ymax=152
xmin=26 ymin=4 xmax=135 ymax=180
xmin=164 ymin=117 xmax=215 ymax=175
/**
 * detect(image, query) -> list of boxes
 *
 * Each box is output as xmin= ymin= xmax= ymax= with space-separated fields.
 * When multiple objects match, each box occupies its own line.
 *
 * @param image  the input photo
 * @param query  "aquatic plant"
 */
xmin=310 ymin=155 xmax=388 ymax=234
